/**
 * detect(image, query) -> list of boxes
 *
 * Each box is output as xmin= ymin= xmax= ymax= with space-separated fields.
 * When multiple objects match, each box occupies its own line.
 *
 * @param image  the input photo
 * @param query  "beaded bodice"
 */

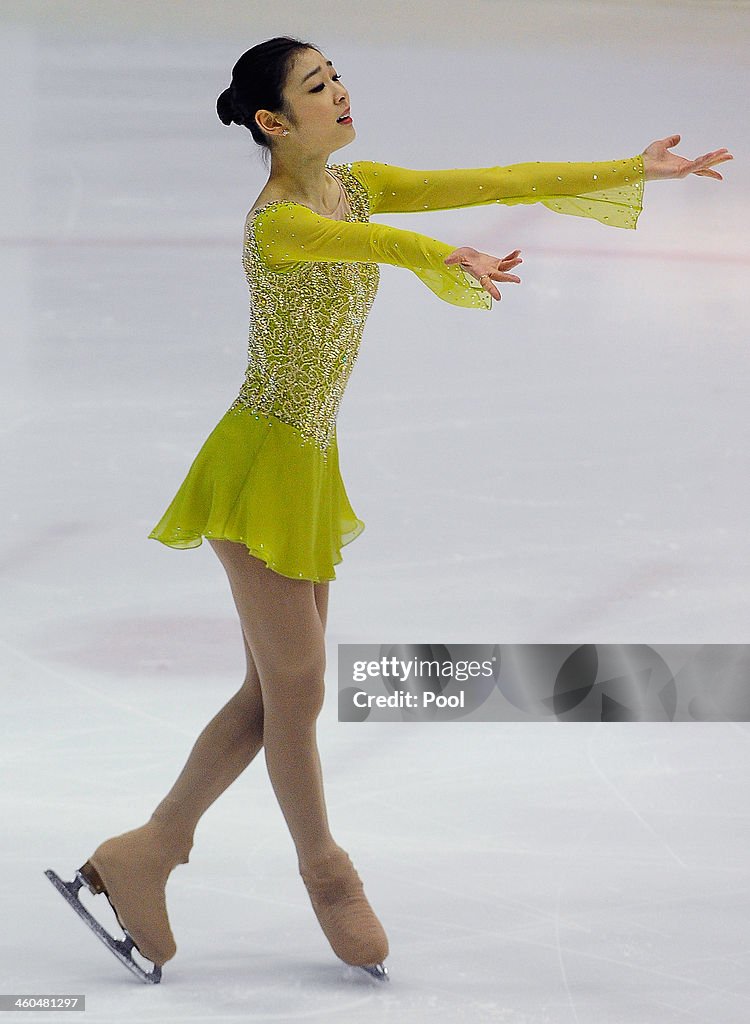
xmin=234 ymin=163 xmax=380 ymax=460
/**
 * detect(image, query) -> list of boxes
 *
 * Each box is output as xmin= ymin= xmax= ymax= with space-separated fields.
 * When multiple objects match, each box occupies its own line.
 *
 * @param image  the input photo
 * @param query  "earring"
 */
xmin=282 ymin=129 xmax=289 ymax=136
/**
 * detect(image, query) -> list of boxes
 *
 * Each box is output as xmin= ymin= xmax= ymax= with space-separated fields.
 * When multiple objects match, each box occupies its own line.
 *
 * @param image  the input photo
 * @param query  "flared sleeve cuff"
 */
xmin=411 ymin=259 xmax=492 ymax=310
xmin=502 ymin=154 xmax=645 ymax=229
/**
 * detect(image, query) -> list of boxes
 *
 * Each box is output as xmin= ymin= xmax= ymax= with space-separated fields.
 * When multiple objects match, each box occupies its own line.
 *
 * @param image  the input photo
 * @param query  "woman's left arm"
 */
xmin=350 ymin=155 xmax=647 ymax=230
xmin=641 ymin=134 xmax=733 ymax=181
xmin=349 ymin=137 xmax=732 ymax=230
xmin=350 ymin=155 xmax=646 ymax=215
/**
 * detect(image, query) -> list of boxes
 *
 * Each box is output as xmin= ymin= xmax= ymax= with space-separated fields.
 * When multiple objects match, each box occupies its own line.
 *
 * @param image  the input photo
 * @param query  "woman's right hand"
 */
xmin=443 ymin=246 xmax=523 ymax=302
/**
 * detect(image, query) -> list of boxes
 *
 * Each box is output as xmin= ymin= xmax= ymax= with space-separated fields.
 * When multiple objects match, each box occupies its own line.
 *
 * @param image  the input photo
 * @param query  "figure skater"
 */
xmin=46 ymin=35 xmax=731 ymax=983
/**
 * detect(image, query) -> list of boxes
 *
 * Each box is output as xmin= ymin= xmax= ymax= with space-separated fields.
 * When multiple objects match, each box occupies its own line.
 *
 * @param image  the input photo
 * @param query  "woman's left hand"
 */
xmin=642 ymin=135 xmax=733 ymax=181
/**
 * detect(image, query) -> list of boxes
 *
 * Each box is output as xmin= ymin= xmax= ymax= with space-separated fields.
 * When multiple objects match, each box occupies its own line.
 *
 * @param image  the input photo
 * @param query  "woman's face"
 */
xmin=280 ymin=48 xmax=354 ymax=152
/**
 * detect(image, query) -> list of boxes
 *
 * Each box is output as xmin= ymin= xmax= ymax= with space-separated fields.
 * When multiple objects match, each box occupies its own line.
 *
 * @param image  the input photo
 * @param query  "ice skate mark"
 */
xmin=586 ymin=727 xmax=690 ymax=870
xmin=553 ymin=876 xmax=582 ymax=1024
xmin=543 ymin=560 xmax=686 ymax=635
xmin=0 ymin=636 xmax=192 ymax=736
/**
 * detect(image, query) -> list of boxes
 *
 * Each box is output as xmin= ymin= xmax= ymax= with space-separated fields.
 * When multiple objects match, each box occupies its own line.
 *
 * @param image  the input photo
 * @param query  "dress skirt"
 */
xmin=147 ymin=401 xmax=365 ymax=582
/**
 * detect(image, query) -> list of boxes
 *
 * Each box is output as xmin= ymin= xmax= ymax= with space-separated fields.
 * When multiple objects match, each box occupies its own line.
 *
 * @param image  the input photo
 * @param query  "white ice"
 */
xmin=1 ymin=2 xmax=749 ymax=1022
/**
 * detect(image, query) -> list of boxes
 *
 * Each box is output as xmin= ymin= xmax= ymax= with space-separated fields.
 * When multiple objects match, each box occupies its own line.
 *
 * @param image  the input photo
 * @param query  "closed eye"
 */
xmin=310 ymin=74 xmax=342 ymax=92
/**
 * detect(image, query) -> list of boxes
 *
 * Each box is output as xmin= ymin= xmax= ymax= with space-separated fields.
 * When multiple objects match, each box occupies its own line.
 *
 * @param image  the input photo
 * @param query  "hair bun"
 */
xmin=216 ymin=85 xmax=242 ymax=126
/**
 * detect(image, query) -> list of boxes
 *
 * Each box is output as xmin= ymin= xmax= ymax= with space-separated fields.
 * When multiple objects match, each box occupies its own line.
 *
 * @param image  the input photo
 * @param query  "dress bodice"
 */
xmin=235 ymin=164 xmax=381 ymax=460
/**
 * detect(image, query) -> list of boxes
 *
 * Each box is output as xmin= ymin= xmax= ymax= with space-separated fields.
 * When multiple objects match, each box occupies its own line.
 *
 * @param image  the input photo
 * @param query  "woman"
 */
xmin=48 ymin=36 xmax=731 ymax=983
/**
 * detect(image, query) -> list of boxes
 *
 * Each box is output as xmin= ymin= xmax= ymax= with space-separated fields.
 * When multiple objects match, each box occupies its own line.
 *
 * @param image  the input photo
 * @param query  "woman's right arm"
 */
xmin=252 ymin=201 xmax=521 ymax=309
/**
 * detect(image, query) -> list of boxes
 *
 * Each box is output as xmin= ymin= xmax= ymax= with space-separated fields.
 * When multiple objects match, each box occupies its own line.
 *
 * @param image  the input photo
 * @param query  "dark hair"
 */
xmin=216 ymin=36 xmax=320 ymax=163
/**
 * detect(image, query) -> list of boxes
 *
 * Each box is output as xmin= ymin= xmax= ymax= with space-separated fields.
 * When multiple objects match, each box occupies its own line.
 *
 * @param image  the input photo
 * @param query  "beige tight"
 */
xmin=149 ymin=538 xmax=336 ymax=870
xmin=87 ymin=538 xmax=388 ymax=968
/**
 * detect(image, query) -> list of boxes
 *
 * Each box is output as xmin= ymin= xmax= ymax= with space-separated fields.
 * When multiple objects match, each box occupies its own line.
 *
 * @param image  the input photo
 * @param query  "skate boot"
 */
xmin=81 ymin=819 xmax=192 ymax=967
xmin=299 ymin=845 xmax=389 ymax=976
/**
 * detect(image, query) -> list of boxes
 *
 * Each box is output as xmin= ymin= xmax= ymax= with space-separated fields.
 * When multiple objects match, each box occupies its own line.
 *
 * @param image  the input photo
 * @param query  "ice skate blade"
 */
xmin=360 ymin=962 xmax=388 ymax=981
xmin=44 ymin=868 xmax=162 ymax=984
xmin=355 ymin=962 xmax=389 ymax=982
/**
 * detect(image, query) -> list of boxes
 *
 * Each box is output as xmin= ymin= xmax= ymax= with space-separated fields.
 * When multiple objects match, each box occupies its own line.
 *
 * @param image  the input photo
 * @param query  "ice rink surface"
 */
xmin=1 ymin=1 xmax=749 ymax=1021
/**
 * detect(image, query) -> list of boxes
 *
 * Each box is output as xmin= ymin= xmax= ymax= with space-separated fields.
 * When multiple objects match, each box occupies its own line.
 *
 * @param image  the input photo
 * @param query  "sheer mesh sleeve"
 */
xmin=253 ymin=200 xmax=492 ymax=310
xmin=349 ymin=155 xmax=645 ymax=229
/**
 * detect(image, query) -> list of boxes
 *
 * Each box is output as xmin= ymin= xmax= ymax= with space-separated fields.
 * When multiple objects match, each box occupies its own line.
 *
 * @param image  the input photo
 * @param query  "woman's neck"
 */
xmin=267 ymin=151 xmax=337 ymax=209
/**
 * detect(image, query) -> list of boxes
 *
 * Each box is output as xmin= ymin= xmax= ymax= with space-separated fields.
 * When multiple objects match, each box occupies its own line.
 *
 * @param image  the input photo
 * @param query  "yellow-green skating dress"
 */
xmin=148 ymin=154 xmax=645 ymax=581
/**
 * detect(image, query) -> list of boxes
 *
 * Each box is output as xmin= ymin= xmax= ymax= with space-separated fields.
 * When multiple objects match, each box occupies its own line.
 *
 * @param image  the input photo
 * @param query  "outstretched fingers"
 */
xmin=495 ymin=252 xmax=523 ymax=283
xmin=690 ymin=148 xmax=733 ymax=179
